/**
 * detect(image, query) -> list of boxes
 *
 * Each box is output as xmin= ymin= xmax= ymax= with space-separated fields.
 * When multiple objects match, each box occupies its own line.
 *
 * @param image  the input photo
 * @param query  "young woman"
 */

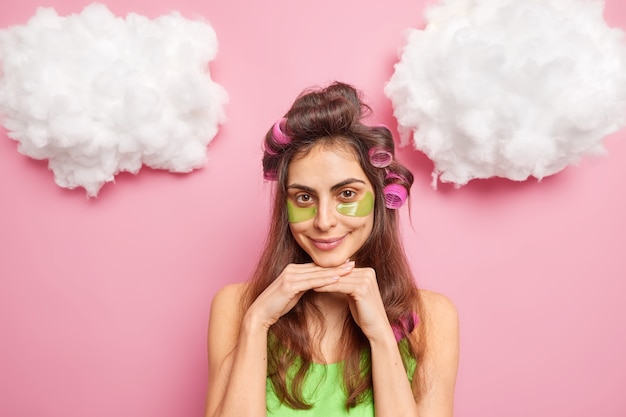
xmin=204 ymin=82 xmax=459 ymax=417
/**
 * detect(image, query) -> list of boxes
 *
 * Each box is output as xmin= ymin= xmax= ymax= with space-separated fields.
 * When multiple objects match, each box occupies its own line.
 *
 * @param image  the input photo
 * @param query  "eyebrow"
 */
xmin=287 ymin=178 xmax=367 ymax=193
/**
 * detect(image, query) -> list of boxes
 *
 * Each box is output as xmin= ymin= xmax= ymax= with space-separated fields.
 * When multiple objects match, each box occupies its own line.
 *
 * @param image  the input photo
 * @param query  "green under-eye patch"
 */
xmin=287 ymin=201 xmax=317 ymax=223
xmin=287 ymin=191 xmax=374 ymax=223
xmin=337 ymin=191 xmax=374 ymax=217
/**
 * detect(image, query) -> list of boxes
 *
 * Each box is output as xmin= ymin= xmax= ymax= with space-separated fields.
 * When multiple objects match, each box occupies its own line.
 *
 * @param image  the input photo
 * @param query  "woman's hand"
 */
xmin=247 ymin=262 xmax=355 ymax=330
xmin=313 ymin=265 xmax=390 ymax=341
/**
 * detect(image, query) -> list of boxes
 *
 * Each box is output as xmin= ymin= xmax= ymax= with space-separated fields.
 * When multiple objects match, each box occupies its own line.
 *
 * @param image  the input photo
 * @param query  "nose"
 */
xmin=313 ymin=197 xmax=337 ymax=231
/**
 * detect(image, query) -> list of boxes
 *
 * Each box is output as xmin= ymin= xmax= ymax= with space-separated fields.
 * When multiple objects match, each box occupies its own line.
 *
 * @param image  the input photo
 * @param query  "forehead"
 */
xmin=287 ymin=143 xmax=369 ymax=188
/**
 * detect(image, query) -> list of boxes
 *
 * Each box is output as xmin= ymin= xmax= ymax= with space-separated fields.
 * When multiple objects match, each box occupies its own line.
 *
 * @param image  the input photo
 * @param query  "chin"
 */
xmin=311 ymin=253 xmax=350 ymax=268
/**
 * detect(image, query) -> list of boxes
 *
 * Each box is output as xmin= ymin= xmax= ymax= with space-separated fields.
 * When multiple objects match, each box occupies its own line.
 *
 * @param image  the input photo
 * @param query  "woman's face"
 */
xmin=286 ymin=144 xmax=375 ymax=268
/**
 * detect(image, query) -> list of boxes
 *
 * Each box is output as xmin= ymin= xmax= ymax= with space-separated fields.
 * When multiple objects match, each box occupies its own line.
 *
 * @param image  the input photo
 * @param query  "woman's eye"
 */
xmin=295 ymin=194 xmax=312 ymax=204
xmin=340 ymin=190 xmax=356 ymax=199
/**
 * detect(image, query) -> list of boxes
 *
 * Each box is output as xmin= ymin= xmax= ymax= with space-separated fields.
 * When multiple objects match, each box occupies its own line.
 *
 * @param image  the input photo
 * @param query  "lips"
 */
xmin=310 ymin=235 xmax=345 ymax=251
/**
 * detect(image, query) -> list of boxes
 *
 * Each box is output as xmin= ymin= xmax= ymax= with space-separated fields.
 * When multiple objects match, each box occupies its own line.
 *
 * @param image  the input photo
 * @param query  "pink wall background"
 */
xmin=1 ymin=0 xmax=625 ymax=416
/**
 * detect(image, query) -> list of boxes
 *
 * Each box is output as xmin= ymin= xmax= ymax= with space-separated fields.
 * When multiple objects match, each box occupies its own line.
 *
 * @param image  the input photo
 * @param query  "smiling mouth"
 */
xmin=310 ymin=236 xmax=345 ymax=251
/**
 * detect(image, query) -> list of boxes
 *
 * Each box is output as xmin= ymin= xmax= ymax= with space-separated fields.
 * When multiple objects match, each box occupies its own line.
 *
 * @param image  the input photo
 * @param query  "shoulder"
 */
xmin=209 ymin=282 xmax=249 ymax=324
xmin=414 ymin=289 xmax=460 ymax=352
xmin=207 ymin=283 xmax=249 ymax=364
xmin=418 ymin=289 xmax=458 ymax=326
xmin=209 ymin=283 xmax=250 ymax=329
xmin=211 ymin=282 xmax=248 ymax=306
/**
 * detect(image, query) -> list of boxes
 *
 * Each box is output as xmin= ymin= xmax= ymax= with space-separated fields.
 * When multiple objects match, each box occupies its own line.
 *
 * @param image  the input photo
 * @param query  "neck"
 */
xmin=314 ymin=292 xmax=349 ymax=322
xmin=309 ymin=292 xmax=351 ymax=363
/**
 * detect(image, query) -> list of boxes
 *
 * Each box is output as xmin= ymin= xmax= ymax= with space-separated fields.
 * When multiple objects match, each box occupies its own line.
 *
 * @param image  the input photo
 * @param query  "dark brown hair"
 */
xmin=244 ymin=81 xmax=424 ymax=409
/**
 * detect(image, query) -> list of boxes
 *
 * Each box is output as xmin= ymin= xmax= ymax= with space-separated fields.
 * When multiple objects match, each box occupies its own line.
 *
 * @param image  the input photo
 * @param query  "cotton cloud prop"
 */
xmin=385 ymin=0 xmax=626 ymax=187
xmin=0 ymin=3 xmax=227 ymax=196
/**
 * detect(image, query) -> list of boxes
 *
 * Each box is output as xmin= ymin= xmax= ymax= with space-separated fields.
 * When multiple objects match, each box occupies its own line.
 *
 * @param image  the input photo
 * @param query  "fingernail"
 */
xmin=344 ymin=261 xmax=355 ymax=269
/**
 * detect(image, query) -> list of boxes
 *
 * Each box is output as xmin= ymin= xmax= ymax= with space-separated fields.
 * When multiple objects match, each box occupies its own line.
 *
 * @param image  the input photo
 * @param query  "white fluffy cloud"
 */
xmin=0 ymin=3 xmax=227 ymax=196
xmin=385 ymin=0 xmax=626 ymax=187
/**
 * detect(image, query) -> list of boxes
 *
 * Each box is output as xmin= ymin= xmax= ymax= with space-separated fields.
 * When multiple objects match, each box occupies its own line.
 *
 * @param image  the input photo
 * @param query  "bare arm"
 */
xmin=204 ymin=283 xmax=269 ymax=417
xmin=417 ymin=291 xmax=460 ymax=416
xmin=372 ymin=291 xmax=459 ymax=417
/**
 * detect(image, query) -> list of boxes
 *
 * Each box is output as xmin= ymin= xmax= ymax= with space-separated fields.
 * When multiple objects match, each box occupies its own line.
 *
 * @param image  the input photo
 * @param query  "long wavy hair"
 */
xmin=243 ymin=81 xmax=425 ymax=409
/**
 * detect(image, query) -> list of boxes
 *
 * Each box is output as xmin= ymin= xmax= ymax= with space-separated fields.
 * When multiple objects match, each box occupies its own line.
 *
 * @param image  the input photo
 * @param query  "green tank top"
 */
xmin=265 ymin=339 xmax=417 ymax=416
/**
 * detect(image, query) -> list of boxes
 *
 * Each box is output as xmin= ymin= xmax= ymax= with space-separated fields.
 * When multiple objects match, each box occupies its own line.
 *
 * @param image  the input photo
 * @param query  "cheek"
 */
xmin=362 ymin=213 xmax=375 ymax=236
xmin=289 ymin=223 xmax=308 ymax=239
xmin=343 ymin=213 xmax=374 ymax=233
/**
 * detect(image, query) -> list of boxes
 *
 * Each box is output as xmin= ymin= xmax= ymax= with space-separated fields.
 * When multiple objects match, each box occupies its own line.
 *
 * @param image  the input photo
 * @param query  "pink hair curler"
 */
xmin=272 ymin=118 xmax=291 ymax=145
xmin=383 ymin=183 xmax=408 ymax=209
xmin=368 ymin=146 xmax=393 ymax=168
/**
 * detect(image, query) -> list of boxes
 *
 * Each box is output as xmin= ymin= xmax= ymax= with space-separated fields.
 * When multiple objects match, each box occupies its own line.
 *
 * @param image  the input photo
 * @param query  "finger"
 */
xmin=311 ymin=274 xmax=377 ymax=296
xmin=280 ymin=274 xmax=341 ymax=294
xmin=283 ymin=262 xmax=354 ymax=282
xmin=311 ymin=280 xmax=357 ymax=294
xmin=272 ymin=263 xmax=355 ymax=297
